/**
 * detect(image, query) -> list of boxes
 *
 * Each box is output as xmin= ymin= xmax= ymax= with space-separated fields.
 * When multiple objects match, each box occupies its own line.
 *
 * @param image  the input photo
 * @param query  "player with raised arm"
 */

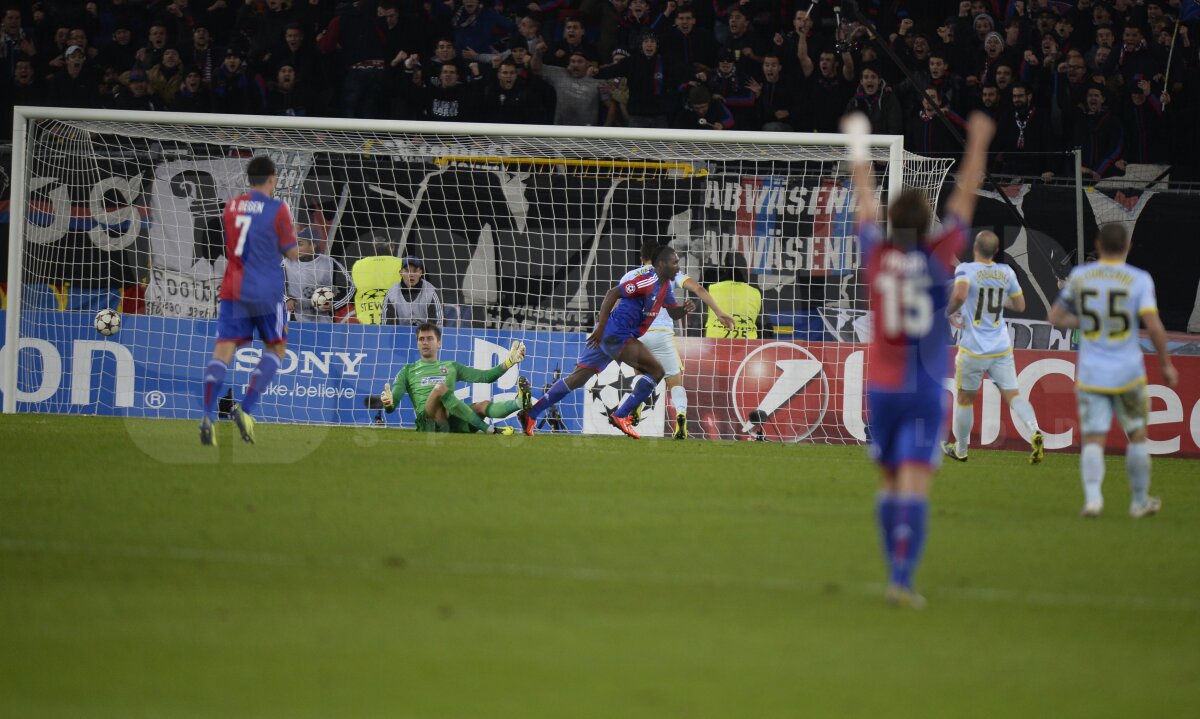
xmin=380 ymin=323 xmax=531 ymax=434
xmin=199 ymin=156 xmax=299 ymax=447
xmin=942 ymin=230 xmax=1044 ymax=463
xmin=520 ymin=245 xmax=695 ymax=439
xmin=1048 ymin=225 xmax=1178 ymax=518
xmin=623 ymin=239 xmax=735 ymax=439
xmin=844 ymin=110 xmax=995 ymax=609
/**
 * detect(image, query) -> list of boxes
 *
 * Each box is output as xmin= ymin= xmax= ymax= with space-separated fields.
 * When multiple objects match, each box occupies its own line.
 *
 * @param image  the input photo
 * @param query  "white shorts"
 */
xmin=955 ymin=350 xmax=1018 ymax=392
xmin=638 ymin=329 xmax=682 ymax=377
xmin=1077 ymin=385 xmax=1148 ymax=437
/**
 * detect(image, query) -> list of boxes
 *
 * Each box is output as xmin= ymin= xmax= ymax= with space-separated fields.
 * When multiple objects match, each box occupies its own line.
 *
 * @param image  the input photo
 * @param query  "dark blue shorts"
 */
xmin=866 ymin=386 xmax=948 ymax=471
xmin=576 ymin=333 xmax=633 ymax=371
xmin=216 ymin=299 xmax=287 ymax=345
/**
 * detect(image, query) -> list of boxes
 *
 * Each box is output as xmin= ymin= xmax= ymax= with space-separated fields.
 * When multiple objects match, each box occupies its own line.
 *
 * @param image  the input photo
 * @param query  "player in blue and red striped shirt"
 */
xmin=843 ymin=111 xmax=995 ymax=608
xmin=199 ymin=155 xmax=299 ymax=447
xmin=520 ymin=245 xmax=694 ymax=439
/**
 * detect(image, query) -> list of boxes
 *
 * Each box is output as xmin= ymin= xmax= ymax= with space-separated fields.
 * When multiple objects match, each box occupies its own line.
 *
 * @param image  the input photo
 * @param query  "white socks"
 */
xmin=1126 ymin=441 xmax=1151 ymax=505
xmin=953 ymin=404 xmax=973 ymax=455
xmin=1082 ymin=443 xmax=1105 ymax=505
xmin=670 ymin=385 xmax=688 ymax=416
xmin=1010 ymin=396 xmax=1040 ymax=435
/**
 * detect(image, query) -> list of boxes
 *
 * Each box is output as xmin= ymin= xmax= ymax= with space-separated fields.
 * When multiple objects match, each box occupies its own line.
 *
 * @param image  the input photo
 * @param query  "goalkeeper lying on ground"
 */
xmin=381 ymin=322 xmax=532 ymax=435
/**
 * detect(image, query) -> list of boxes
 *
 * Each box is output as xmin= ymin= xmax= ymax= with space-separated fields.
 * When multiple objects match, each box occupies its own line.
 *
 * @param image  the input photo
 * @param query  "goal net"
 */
xmin=3 ymin=110 xmax=953 ymax=443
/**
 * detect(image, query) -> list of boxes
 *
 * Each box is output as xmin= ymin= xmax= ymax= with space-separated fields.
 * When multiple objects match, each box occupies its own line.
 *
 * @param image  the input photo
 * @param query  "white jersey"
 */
xmin=619 ymin=265 xmax=689 ymax=333
xmin=1056 ymin=260 xmax=1158 ymax=393
xmin=283 ymin=254 xmax=353 ymax=323
xmin=953 ymin=261 xmax=1023 ymax=357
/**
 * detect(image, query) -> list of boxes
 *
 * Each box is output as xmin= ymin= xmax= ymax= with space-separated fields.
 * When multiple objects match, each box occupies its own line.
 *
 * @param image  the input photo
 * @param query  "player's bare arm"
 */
xmin=1005 ymin=293 xmax=1026 ymax=313
xmin=665 ymin=299 xmax=695 ymax=320
xmin=1047 ymin=301 xmax=1078 ymax=329
xmin=947 ymin=279 xmax=969 ymax=316
xmin=841 ymin=114 xmax=878 ymax=227
xmin=682 ymin=277 xmax=735 ymax=329
xmin=587 ymin=286 xmax=622 ymax=347
xmin=1142 ymin=309 xmax=1179 ymax=387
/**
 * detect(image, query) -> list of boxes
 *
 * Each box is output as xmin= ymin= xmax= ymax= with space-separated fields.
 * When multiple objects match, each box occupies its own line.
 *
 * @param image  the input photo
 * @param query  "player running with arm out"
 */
xmin=380 ymin=322 xmax=531 ymax=434
xmin=844 ymin=110 xmax=995 ymax=609
xmin=624 ymin=239 xmax=735 ymax=439
xmin=199 ymin=155 xmax=300 ymax=447
xmin=519 ymin=245 xmax=695 ymax=439
xmin=942 ymin=230 xmax=1044 ymax=463
xmin=1048 ymin=224 xmax=1178 ymax=518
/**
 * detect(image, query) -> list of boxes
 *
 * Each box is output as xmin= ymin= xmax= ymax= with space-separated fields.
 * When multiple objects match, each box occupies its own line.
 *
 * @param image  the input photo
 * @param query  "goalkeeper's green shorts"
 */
xmin=413 ymin=413 xmax=479 ymax=434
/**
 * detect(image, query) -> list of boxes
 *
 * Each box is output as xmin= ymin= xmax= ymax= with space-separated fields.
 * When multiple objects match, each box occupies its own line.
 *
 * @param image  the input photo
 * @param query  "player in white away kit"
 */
xmin=1049 ymin=224 xmax=1178 ymax=518
xmin=943 ymin=231 xmax=1044 ymax=463
xmin=619 ymin=240 xmax=735 ymax=439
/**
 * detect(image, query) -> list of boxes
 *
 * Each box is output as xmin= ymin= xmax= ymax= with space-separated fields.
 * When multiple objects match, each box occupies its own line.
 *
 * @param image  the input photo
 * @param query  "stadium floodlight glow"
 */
xmin=4 ymin=107 xmax=951 ymax=441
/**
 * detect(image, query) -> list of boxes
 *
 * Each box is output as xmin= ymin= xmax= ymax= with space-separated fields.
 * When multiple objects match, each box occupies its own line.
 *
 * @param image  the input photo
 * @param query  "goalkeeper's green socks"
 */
xmin=439 ymin=369 xmax=489 ymax=432
xmin=484 ymin=399 xmax=522 ymax=419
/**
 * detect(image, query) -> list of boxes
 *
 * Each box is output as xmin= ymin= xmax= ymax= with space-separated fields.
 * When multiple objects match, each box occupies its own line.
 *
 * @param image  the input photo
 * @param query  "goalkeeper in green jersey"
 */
xmin=380 ymin=322 xmax=532 ymax=434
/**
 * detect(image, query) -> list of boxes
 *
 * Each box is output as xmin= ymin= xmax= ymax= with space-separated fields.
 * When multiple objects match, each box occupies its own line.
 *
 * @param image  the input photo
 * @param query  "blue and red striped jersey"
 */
xmin=863 ymin=215 xmax=965 ymax=391
xmin=603 ymin=266 xmax=679 ymax=339
xmin=219 ymin=190 xmax=297 ymax=303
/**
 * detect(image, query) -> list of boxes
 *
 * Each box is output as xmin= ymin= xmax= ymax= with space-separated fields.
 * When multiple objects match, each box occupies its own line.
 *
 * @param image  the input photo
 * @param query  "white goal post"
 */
xmin=3 ymin=107 xmax=952 ymax=442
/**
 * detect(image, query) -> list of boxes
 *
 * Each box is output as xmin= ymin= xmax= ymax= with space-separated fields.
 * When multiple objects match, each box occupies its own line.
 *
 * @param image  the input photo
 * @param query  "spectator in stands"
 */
xmin=100 ymin=23 xmax=138 ymax=76
xmin=112 ymin=66 xmax=163 ymax=111
xmin=437 ymin=0 xmax=515 ymax=54
xmin=39 ymin=23 xmax=70 ymax=76
xmin=746 ymin=53 xmax=796 ymax=132
xmin=547 ymin=18 xmax=599 ymax=67
xmin=995 ymin=82 xmax=1055 ymax=179
xmin=68 ymin=27 xmax=97 ymax=62
xmin=536 ymin=46 xmax=607 ymax=126
xmin=704 ymin=252 xmax=763 ymax=340
xmin=596 ymin=32 xmax=685 ymax=128
xmin=45 ymin=44 xmax=98 ymax=108
xmin=211 ymin=47 xmax=265 ymax=115
xmin=1116 ymin=25 xmax=1165 ymax=87
xmin=250 ymin=0 xmax=297 ymax=69
xmin=408 ymin=62 xmax=477 ymax=122
xmin=721 ymin=8 xmax=765 ymax=73
xmin=703 ymin=47 xmax=755 ymax=130
xmin=285 ymin=229 xmax=354 ymax=323
xmin=5 ymin=54 xmax=43 ymax=134
xmin=479 ymin=58 xmax=541 ymax=123
xmin=419 ymin=37 xmax=466 ymax=89
xmin=662 ymin=7 xmax=716 ymax=70
xmin=149 ymin=47 xmax=185 ymax=106
xmin=672 ymin=84 xmax=733 ymax=129
xmin=977 ymin=81 xmax=1001 ymax=117
xmin=1121 ymin=77 xmax=1168 ymax=166
xmin=905 ymin=87 xmax=965 ymax=158
xmin=189 ymin=24 xmax=218 ymax=86
xmin=267 ymin=62 xmax=312 ymax=116
xmin=846 ymin=63 xmax=902 ymax=135
xmin=384 ymin=256 xmax=444 ymax=327
xmin=1 ymin=6 xmax=36 ymax=80
xmin=1073 ymin=84 xmax=1124 ymax=179
xmin=138 ymin=22 xmax=169 ymax=69
xmin=318 ymin=0 xmax=387 ymax=118
xmin=798 ymin=45 xmax=855 ymax=134
xmin=270 ymin=22 xmax=321 ymax=83
xmin=171 ymin=66 xmax=212 ymax=112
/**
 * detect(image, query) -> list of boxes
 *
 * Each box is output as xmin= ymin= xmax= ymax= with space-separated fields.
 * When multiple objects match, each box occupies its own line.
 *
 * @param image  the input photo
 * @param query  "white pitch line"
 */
xmin=3 ymin=537 xmax=1198 ymax=613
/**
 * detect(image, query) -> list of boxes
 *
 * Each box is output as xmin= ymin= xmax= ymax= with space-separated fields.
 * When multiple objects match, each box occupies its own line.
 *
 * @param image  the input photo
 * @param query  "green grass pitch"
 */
xmin=2 ymin=414 xmax=1198 ymax=718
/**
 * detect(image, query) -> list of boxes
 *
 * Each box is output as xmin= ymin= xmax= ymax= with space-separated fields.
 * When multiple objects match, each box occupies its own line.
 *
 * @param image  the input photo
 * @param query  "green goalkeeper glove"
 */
xmin=503 ymin=341 xmax=526 ymax=369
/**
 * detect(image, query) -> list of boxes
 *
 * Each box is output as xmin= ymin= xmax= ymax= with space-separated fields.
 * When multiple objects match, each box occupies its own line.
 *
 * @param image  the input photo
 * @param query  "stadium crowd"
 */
xmin=2 ymin=0 xmax=1199 ymax=177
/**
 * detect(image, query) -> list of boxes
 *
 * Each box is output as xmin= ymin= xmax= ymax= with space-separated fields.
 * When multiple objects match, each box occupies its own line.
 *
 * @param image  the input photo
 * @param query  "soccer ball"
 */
xmin=94 ymin=308 xmax=121 ymax=336
xmin=311 ymin=286 xmax=335 ymax=309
